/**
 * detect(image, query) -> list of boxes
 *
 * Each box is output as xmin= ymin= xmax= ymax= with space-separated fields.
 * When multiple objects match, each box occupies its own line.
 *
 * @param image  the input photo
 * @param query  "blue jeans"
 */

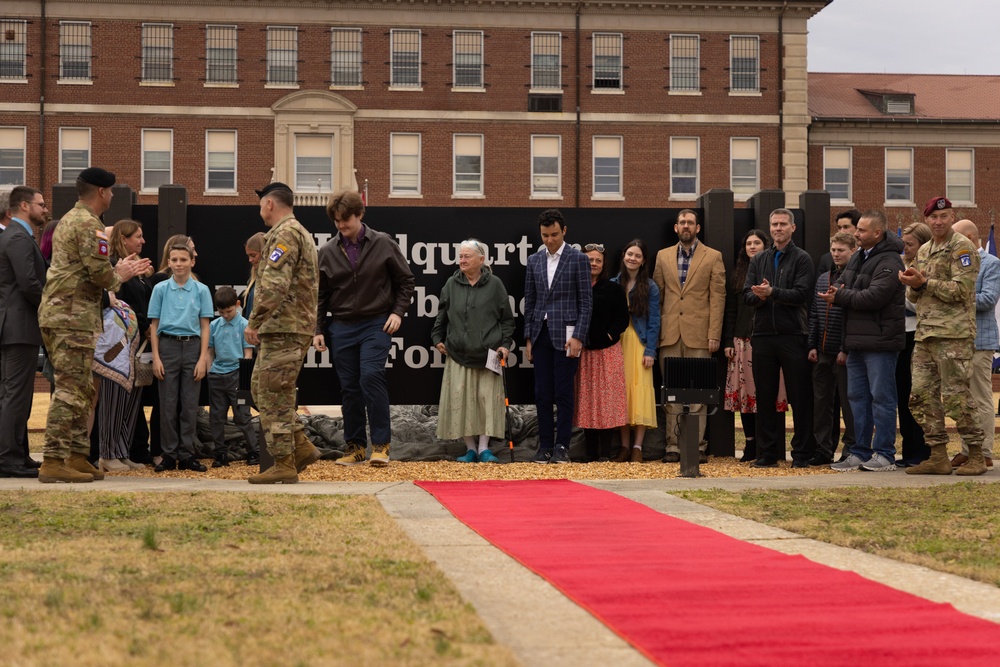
xmin=532 ymin=322 xmax=580 ymax=449
xmin=846 ymin=350 xmax=898 ymax=460
xmin=329 ymin=317 xmax=393 ymax=445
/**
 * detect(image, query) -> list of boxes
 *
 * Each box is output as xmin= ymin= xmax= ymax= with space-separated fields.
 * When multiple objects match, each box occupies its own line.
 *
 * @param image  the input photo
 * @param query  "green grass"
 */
xmin=675 ymin=482 xmax=1000 ymax=586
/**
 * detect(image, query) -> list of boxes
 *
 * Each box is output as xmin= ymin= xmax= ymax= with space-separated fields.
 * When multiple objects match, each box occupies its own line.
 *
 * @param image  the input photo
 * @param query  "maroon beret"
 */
xmin=923 ymin=196 xmax=952 ymax=217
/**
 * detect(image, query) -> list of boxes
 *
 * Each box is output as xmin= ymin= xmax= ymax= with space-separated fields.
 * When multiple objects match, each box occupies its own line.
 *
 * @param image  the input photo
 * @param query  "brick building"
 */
xmin=1 ymin=0 xmax=826 ymax=209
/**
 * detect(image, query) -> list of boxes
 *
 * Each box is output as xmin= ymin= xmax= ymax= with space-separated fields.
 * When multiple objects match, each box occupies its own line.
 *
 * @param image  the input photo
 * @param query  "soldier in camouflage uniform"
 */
xmin=37 ymin=168 xmax=151 ymax=483
xmin=245 ymin=182 xmax=320 ymax=484
xmin=899 ymin=196 xmax=986 ymax=476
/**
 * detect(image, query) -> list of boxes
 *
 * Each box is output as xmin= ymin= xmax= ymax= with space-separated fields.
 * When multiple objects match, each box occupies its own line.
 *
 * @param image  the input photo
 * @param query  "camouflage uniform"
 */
xmin=38 ymin=202 xmax=122 ymax=459
xmin=907 ymin=230 xmax=982 ymax=449
xmin=248 ymin=213 xmax=318 ymax=457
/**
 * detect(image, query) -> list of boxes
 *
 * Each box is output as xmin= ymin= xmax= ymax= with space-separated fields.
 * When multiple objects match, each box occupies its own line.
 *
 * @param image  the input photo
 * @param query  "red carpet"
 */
xmin=416 ymin=479 xmax=1000 ymax=667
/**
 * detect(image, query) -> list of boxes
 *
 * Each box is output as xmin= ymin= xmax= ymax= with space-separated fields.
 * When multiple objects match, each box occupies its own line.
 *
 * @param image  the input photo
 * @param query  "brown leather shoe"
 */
xmin=987 ymin=457 xmax=994 ymax=468
xmin=950 ymin=453 xmax=968 ymax=470
xmin=630 ymin=446 xmax=643 ymax=463
xmin=612 ymin=446 xmax=630 ymax=462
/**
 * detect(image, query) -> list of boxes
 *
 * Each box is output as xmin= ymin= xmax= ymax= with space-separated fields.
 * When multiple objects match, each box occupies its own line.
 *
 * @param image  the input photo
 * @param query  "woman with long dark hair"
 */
xmin=723 ymin=229 xmax=788 ymax=461
xmin=611 ymin=239 xmax=660 ymax=462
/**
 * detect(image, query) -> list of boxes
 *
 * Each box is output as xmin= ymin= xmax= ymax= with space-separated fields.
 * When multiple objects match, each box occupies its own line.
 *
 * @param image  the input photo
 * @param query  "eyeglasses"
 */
xmin=584 ymin=243 xmax=605 ymax=252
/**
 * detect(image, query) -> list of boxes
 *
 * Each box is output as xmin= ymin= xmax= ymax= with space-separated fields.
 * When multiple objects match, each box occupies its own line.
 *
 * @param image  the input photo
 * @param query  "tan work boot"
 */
xmin=906 ymin=445 xmax=952 ymax=475
xmin=955 ymin=444 xmax=988 ymax=476
xmin=335 ymin=443 xmax=367 ymax=466
xmin=369 ymin=443 xmax=390 ymax=468
xmin=38 ymin=457 xmax=94 ymax=483
xmin=294 ymin=432 xmax=321 ymax=473
xmin=66 ymin=452 xmax=105 ymax=480
xmin=247 ymin=455 xmax=298 ymax=484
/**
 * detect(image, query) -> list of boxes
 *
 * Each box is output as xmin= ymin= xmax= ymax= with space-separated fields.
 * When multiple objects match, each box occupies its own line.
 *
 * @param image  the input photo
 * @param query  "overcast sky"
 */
xmin=808 ymin=0 xmax=1000 ymax=75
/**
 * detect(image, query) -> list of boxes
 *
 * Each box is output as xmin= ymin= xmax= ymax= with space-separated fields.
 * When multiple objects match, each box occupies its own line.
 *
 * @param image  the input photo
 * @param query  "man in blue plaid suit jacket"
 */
xmin=524 ymin=209 xmax=593 ymax=464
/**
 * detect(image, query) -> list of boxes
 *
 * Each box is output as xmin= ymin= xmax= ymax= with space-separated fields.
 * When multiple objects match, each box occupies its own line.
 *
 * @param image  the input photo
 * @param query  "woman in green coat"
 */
xmin=432 ymin=239 xmax=515 ymax=463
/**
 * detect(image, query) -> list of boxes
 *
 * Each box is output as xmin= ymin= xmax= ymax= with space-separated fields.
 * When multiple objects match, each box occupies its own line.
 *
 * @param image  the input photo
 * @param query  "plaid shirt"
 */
xmin=677 ymin=239 xmax=698 ymax=288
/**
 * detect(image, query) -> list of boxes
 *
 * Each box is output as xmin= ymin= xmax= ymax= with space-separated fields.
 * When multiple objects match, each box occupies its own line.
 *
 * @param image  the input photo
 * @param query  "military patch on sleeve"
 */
xmin=269 ymin=244 xmax=287 ymax=263
xmin=96 ymin=230 xmax=109 ymax=257
xmin=960 ymin=252 xmax=972 ymax=267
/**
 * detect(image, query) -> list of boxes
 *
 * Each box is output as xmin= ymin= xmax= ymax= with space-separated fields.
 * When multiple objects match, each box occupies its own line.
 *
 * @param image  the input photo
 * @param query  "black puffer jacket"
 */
xmin=832 ymin=233 xmax=905 ymax=352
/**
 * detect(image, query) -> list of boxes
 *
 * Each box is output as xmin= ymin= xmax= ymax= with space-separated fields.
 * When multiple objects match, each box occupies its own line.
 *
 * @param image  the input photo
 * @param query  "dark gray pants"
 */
xmin=0 ymin=344 xmax=36 ymax=467
xmin=812 ymin=351 xmax=855 ymax=458
xmin=157 ymin=337 xmax=201 ymax=460
xmin=208 ymin=369 xmax=257 ymax=457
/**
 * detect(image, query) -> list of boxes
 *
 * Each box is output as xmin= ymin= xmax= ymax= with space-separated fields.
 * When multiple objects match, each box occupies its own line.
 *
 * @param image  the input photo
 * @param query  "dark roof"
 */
xmin=809 ymin=73 xmax=1000 ymax=122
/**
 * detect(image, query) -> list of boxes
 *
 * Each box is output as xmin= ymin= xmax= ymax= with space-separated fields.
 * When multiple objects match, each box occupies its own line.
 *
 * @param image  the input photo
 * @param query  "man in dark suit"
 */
xmin=0 ymin=186 xmax=48 ymax=477
xmin=523 ymin=209 xmax=593 ymax=464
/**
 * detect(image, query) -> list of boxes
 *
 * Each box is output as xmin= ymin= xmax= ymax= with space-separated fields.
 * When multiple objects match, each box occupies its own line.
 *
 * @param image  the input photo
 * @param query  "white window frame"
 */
xmin=730 ymin=137 xmax=759 ymax=199
xmin=205 ymin=24 xmax=238 ymax=86
xmin=531 ymin=31 xmax=562 ymax=92
xmin=823 ymin=147 xmax=852 ymax=204
xmin=592 ymin=136 xmax=623 ymax=199
xmin=729 ymin=35 xmax=759 ymax=94
xmin=330 ymin=28 xmax=363 ymax=88
xmin=205 ymin=130 xmax=237 ymax=194
xmin=669 ymin=34 xmax=700 ymax=93
xmin=452 ymin=30 xmax=484 ymax=90
xmin=592 ymin=32 xmax=622 ymax=92
xmin=946 ymin=148 xmax=975 ymax=205
xmin=0 ymin=20 xmax=28 ymax=81
xmin=266 ymin=26 xmax=298 ymax=87
xmin=452 ymin=134 xmax=484 ymax=197
xmin=531 ymin=135 xmax=562 ymax=199
xmin=141 ymin=23 xmax=174 ymax=84
xmin=884 ymin=147 xmax=914 ymax=206
xmin=390 ymin=29 xmax=421 ymax=89
xmin=141 ymin=129 xmax=173 ymax=193
xmin=0 ymin=127 xmax=26 ymax=186
xmin=669 ymin=137 xmax=699 ymax=199
xmin=59 ymin=127 xmax=91 ymax=184
xmin=293 ymin=134 xmax=335 ymax=194
xmin=58 ymin=21 xmax=92 ymax=83
xmin=390 ymin=133 xmax=421 ymax=196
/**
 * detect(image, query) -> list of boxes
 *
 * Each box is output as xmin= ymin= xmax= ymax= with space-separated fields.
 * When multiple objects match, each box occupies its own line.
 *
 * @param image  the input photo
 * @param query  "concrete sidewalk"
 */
xmin=1 ymin=473 xmax=998 ymax=667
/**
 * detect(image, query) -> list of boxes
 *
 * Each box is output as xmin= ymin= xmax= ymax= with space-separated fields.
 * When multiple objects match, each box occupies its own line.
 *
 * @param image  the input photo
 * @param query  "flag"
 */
xmin=361 ymin=179 xmax=368 ymax=206
xmin=988 ymin=223 xmax=997 ymax=257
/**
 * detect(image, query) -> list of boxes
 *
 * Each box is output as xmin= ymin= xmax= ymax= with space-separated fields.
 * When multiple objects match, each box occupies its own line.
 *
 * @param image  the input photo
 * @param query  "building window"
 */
xmin=294 ymin=135 xmax=333 ymax=193
xmin=823 ymin=147 xmax=852 ymax=202
xmin=885 ymin=148 xmax=913 ymax=203
xmin=0 ymin=127 xmax=25 ymax=185
xmin=390 ymin=29 xmax=421 ymax=88
xmin=59 ymin=128 xmax=90 ymax=183
xmin=453 ymin=134 xmax=483 ymax=195
xmin=142 ymin=129 xmax=172 ymax=191
xmin=206 ymin=130 xmax=237 ymax=192
xmin=730 ymin=35 xmax=759 ymax=93
xmin=670 ymin=137 xmax=699 ymax=198
xmin=669 ymin=34 xmax=699 ymax=92
xmin=330 ymin=28 xmax=362 ymax=87
xmin=730 ymin=138 xmax=759 ymax=197
xmin=0 ymin=20 xmax=27 ymax=80
xmin=453 ymin=30 xmax=483 ymax=89
xmin=59 ymin=22 xmax=92 ymax=81
xmin=267 ymin=26 xmax=298 ymax=85
xmin=206 ymin=25 xmax=237 ymax=84
xmin=946 ymin=148 xmax=974 ymax=204
xmin=531 ymin=135 xmax=561 ymax=197
xmin=531 ymin=32 xmax=561 ymax=91
xmin=141 ymin=23 xmax=174 ymax=83
xmin=390 ymin=133 xmax=420 ymax=195
xmin=593 ymin=136 xmax=622 ymax=197
xmin=592 ymin=33 xmax=622 ymax=90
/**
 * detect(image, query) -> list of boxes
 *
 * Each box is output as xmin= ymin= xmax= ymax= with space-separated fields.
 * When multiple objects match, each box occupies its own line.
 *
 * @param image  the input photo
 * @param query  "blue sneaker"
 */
xmin=455 ymin=449 xmax=477 ymax=463
xmin=478 ymin=449 xmax=501 ymax=463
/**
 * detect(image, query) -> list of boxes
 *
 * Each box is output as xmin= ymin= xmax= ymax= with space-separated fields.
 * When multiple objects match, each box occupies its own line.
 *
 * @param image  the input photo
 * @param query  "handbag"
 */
xmin=134 ymin=339 xmax=154 ymax=387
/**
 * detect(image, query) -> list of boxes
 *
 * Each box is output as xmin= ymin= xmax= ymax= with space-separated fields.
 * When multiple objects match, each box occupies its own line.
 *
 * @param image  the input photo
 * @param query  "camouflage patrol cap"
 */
xmin=78 ymin=167 xmax=116 ymax=188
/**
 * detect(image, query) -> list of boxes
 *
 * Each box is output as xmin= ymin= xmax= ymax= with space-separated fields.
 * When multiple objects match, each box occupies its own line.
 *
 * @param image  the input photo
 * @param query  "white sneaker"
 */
xmin=830 ymin=454 xmax=865 ymax=472
xmin=861 ymin=453 xmax=897 ymax=472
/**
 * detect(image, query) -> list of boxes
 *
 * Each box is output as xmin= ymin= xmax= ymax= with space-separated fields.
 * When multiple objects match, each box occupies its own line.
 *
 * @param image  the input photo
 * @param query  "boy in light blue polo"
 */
xmin=207 ymin=286 xmax=258 ymax=467
xmin=148 ymin=244 xmax=214 ymax=472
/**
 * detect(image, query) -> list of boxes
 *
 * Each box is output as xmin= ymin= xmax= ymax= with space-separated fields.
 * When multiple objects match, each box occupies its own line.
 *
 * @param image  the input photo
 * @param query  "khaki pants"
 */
xmin=965 ymin=349 xmax=995 ymax=457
